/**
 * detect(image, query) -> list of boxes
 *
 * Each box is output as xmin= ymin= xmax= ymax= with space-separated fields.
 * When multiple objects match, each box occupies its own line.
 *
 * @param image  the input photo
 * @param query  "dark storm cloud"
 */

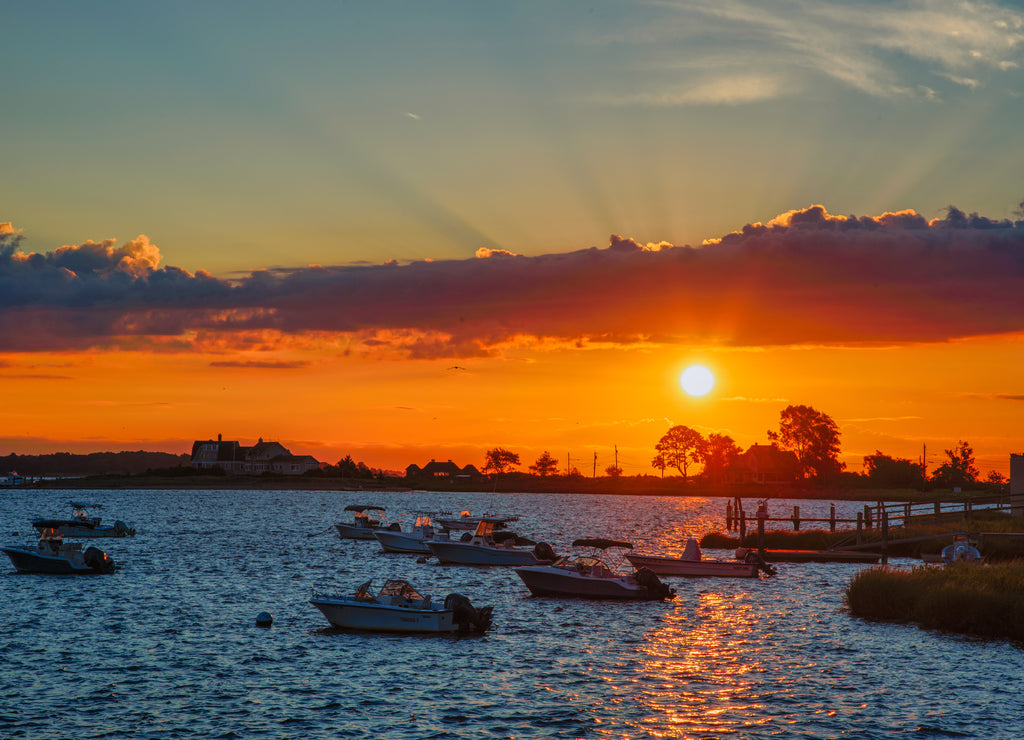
xmin=3 ymin=205 xmax=1024 ymax=356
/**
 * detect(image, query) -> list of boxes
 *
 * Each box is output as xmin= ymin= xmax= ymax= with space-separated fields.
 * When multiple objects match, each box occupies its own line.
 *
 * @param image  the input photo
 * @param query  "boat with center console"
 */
xmin=515 ymin=538 xmax=676 ymax=600
xmin=310 ymin=579 xmax=493 ymax=633
xmin=374 ymin=514 xmax=449 ymax=554
xmin=31 ymin=501 xmax=135 ymax=539
xmin=334 ymin=505 xmax=399 ymax=540
xmin=426 ymin=519 xmax=556 ymax=566
xmin=2 ymin=528 xmax=118 ymax=574
xmin=626 ymin=537 xmax=767 ymax=578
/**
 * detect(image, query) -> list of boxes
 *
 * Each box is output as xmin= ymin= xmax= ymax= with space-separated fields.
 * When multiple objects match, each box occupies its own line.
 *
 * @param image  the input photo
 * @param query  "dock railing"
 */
xmin=726 ymin=493 xmax=1013 ymax=559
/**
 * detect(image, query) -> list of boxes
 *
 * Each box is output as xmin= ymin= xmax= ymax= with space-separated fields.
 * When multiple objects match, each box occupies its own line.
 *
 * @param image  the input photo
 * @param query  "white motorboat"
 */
xmin=1 ymin=528 xmax=117 ymax=575
xmin=309 ymin=579 xmax=493 ymax=633
xmin=626 ymin=537 xmax=764 ymax=578
xmin=426 ymin=519 xmax=556 ymax=566
xmin=374 ymin=514 xmax=449 ymax=554
xmin=334 ymin=505 xmax=398 ymax=540
xmin=515 ymin=538 xmax=676 ymax=601
xmin=31 ymin=501 xmax=135 ymax=539
xmin=435 ymin=510 xmax=517 ymax=532
xmin=942 ymin=535 xmax=981 ymax=565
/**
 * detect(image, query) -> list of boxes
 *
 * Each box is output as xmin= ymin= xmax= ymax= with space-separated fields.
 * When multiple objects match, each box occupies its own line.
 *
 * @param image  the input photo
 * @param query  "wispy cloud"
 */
xmin=605 ymin=0 xmax=1024 ymax=104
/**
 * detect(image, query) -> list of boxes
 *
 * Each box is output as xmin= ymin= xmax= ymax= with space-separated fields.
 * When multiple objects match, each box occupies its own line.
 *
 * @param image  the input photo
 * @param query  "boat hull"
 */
xmin=514 ymin=566 xmax=648 ymax=599
xmin=626 ymin=553 xmax=759 ymax=578
xmin=374 ymin=530 xmax=435 ymax=554
xmin=427 ymin=540 xmax=539 ymax=566
xmin=310 ymin=597 xmax=458 ymax=632
xmin=334 ymin=524 xmax=384 ymax=540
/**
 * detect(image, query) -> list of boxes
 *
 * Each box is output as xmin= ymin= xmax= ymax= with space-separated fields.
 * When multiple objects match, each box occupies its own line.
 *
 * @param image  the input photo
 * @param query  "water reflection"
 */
xmin=636 ymin=588 xmax=766 ymax=738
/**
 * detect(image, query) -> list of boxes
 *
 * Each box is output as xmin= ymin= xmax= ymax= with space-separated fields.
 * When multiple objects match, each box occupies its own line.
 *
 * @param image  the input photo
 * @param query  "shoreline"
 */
xmin=19 ymin=474 xmax=979 ymax=503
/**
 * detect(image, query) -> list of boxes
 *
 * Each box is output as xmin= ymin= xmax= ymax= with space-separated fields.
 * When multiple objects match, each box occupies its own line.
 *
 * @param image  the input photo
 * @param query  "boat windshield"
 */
xmin=413 ymin=515 xmax=432 ymax=527
xmin=379 ymin=580 xmax=425 ymax=601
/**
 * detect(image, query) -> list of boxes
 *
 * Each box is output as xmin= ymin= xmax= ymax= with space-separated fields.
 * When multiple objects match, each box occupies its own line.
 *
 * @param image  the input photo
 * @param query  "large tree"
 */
xmin=767 ymin=404 xmax=842 ymax=482
xmin=482 ymin=447 xmax=521 ymax=475
xmin=529 ymin=451 xmax=559 ymax=477
xmin=863 ymin=451 xmax=925 ymax=489
xmin=653 ymin=425 xmax=706 ymax=480
xmin=931 ymin=440 xmax=978 ymax=489
xmin=701 ymin=433 xmax=742 ymax=484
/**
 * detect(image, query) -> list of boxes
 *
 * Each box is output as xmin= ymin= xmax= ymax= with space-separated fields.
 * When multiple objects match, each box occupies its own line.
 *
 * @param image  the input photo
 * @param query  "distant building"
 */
xmin=728 ymin=444 xmax=801 ymax=484
xmin=190 ymin=435 xmax=319 ymax=476
xmin=405 ymin=459 xmax=484 ymax=484
xmin=1011 ymin=454 xmax=1024 ymax=517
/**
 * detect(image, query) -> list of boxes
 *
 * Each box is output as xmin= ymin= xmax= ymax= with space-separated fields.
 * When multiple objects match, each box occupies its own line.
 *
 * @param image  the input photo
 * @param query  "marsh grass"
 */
xmin=846 ymin=562 xmax=1024 ymax=642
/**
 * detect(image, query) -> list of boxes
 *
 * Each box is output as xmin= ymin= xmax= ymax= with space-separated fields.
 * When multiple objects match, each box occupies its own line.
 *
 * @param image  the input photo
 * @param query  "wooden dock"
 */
xmin=727 ymin=494 xmax=1013 ymax=563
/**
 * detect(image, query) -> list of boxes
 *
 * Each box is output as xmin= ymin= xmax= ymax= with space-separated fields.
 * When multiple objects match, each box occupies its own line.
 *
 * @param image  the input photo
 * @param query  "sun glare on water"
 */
xmin=680 ymin=364 xmax=715 ymax=397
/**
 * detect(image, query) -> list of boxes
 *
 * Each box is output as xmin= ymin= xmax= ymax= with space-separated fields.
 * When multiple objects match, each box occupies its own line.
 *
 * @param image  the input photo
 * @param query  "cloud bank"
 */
xmin=2 ymin=205 xmax=1024 ymax=357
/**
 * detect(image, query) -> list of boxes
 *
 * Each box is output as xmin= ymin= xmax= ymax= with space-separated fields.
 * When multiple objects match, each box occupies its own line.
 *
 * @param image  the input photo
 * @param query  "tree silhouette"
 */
xmin=701 ymin=433 xmax=741 ymax=484
xmin=768 ymin=404 xmax=842 ymax=482
xmin=931 ymin=440 xmax=978 ymax=489
xmin=529 ymin=451 xmax=559 ymax=477
xmin=483 ymin=447 xmax=521 ymax=475
xmin=863 ymin=451 xmax=924 ymax=489
xmin=653 ymin=425 xmax=706 ymax=480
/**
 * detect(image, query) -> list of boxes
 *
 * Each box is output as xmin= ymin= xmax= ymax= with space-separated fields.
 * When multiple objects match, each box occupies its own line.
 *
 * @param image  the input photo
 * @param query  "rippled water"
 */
xmin=2 ymin=488 xmax=1022 ymax=739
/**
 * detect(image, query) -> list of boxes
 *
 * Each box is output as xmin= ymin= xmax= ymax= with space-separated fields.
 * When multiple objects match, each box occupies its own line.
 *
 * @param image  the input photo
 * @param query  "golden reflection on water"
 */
xmin=634 ymin=589 xmax=768 ymax=739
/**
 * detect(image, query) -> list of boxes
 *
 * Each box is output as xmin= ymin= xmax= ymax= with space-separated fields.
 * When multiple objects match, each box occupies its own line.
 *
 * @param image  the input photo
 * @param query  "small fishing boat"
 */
xmin=310 ymin=579 xmax=493 ymax=633
xmin=626 ymin=537 xmax=766 ymax=578
xmin=515 ymin=538 xmax=676 ymax=601
xmin=31 ymin=501 xmax=135 ymax=538
xmin=942 ymin=535 xmax=981 ymax=565
xmin=426 ymin=519 xmax=555 ymax=566
xmin=334 ymin=505 xmax=399 ymax=540
xmin=1 ymin=528 xmax=117 ymax=574
xmin=374 ymin=514 xmax=450 ymax=554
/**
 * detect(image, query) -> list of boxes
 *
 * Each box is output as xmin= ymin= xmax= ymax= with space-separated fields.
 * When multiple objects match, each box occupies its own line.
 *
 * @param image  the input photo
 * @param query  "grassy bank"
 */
xmin=845 ymin=562 xmax=1024 ymax=643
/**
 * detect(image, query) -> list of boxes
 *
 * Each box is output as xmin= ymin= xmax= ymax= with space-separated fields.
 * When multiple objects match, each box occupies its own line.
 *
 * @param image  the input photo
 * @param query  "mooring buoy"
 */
xmin=255 ymin=611 xmax=273 ymax=628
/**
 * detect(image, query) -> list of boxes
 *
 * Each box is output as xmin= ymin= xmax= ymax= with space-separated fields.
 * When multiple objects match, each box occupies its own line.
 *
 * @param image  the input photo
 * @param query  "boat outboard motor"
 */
xmin=634 ymin=568 xmax=676 ymax=601
xmin=387 ymin=522 xmax=401 ymax=531
xmin=113 ymin=521 xmax=136 ymax=537
xmin=444 ymin=593 xmax=494 ymax=633
xmin=83 ymin=547 xmax=116 ymax=574
xmin=743 ymin=549 xmax=777 ymax=576
xmin=533 ymin=542 xmax=557 ymax=562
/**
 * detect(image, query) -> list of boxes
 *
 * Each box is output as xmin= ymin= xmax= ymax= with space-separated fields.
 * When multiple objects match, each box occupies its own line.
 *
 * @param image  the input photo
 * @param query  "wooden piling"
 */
xmin=726 ymin=501 xmax=733 ymax=531
xmin=856 ymin=511 xmax=863 ymax=545
xmin=757 ymin=501 xmax=766 ymax=552
xmin=829 ymin=503 xmax=836 ymax=533
xmin=881 ymin=509 xmax=889 ymax=565
xmin=792 ymin=505 xmax=801 ymax=531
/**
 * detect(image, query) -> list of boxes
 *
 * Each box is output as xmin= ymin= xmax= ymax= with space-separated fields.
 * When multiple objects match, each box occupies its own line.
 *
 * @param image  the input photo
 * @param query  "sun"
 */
xmin=680 ymin=364 xmax=715 ymax=397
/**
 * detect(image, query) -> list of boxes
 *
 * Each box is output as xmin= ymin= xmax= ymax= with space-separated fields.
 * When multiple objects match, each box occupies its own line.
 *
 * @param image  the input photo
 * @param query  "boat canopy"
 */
xmin=572 ymin=538 xmax=633 ymax=550
xmin=378 ymin=580 xmax=425 ymax=601
xmin=344 ymin=504 xmax=386 ymax=513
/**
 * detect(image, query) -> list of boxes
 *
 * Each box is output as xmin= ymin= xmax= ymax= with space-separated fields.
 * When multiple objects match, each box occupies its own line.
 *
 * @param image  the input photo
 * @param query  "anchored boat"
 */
xmin=2 ymin=528 xmax=117 ymax=574
xmin=515 ymin=538 xmax=676 ymax=601
xmin=426 ymin=519 xmax=556 ymax=566
xmin=310 ymin=579 xmax=493 ymax=633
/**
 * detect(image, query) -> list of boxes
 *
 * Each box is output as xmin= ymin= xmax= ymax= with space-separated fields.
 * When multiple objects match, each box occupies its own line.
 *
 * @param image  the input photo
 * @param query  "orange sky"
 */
xmin=2 ymin=208 xmax=1022 ymax=478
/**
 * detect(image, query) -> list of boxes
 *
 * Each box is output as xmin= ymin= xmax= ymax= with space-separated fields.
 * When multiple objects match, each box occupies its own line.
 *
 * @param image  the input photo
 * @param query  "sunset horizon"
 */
xmin=3 ymin=1 xmax=1023 ymax=480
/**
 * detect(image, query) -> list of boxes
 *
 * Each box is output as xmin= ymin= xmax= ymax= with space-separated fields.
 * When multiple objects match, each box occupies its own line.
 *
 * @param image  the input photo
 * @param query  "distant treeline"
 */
xmin=2 ymin=451 xmax=191 ymax=478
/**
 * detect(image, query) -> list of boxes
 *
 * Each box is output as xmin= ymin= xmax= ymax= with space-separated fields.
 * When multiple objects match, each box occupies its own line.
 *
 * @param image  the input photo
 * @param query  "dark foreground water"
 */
xmin=2 ymin=488 xmax=1022 ymax=739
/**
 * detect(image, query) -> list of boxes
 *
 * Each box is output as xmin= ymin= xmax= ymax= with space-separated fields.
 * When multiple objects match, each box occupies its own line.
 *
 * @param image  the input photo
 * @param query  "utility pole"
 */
xmin=593 ymin=452 xmax=597 ymax=478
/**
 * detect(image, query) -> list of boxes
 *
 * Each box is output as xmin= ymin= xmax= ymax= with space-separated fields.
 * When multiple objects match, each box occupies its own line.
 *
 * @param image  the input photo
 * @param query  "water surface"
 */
xmin=1 ymin=489 xmax=1020 ymax=739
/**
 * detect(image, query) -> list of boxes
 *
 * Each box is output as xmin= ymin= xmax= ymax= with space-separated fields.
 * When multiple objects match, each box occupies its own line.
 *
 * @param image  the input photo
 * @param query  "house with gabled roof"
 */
xmin=190 ymin=434 xmax=318 ymax=476
xmin=405 ymin=459 xmax=484 ymax=484
xmin=728 ymin=443 xmax=801 ymax=484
